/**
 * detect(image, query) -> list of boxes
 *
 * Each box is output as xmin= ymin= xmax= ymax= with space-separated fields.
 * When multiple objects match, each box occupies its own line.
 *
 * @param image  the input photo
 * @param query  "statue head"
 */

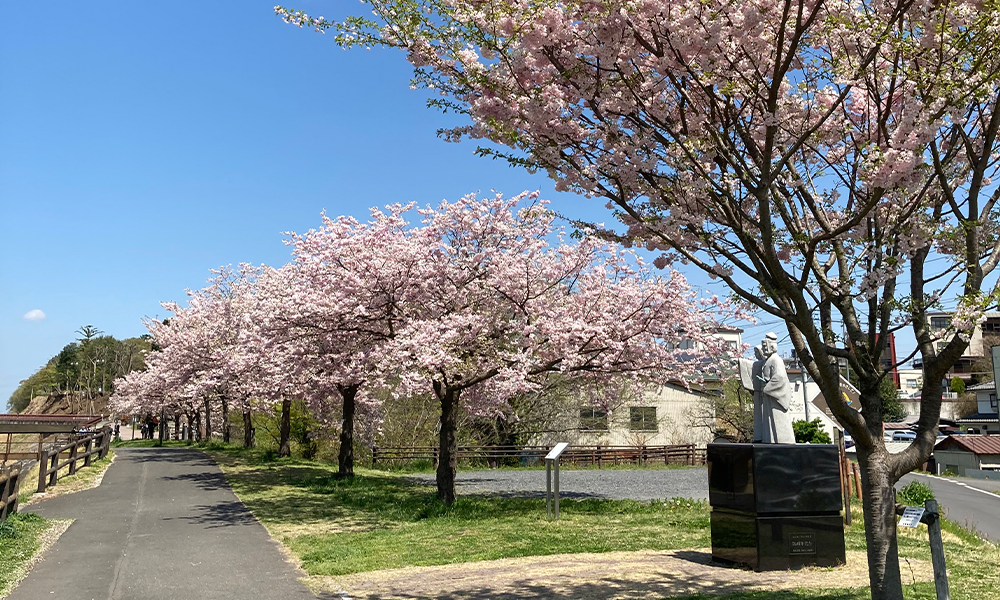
xmin=762 ymin=332 xmax=778 ymax=356
xmin=754 ymin=345 xmax=764 ymax=360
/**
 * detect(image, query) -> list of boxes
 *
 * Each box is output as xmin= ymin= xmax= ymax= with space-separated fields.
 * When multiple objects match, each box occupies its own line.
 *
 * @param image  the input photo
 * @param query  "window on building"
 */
xmin=935 ymin=341 xmax=947 ymax=353
xmin=629 ymin=407 xmax=658 ymax=431
xmin=580 ymin=408 xmax=609 ymax=431
xmin=906 ymin=378 xmax=919 ymax=389
xmin=991 ymin=394 xmax=998 ymax=412
xmin=931 ymin=316 xmax=950 ymax=330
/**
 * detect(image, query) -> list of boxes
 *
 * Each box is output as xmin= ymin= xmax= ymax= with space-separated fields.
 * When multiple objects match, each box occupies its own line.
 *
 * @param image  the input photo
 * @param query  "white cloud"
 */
xmin=23 ymin=309 xmax=46 ymax=321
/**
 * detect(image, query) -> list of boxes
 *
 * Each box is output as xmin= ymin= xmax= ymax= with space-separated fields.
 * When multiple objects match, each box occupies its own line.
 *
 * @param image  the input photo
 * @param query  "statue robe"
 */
xmin=759 ymin=352 xmax=796 ymax=444
xmin=739 ymin=347 xmax=767 ymax=443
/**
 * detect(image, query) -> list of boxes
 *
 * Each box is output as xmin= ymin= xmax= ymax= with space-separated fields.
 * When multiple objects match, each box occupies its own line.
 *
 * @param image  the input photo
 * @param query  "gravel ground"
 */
xmin=410 ymin=467 xmax=709 ymax=501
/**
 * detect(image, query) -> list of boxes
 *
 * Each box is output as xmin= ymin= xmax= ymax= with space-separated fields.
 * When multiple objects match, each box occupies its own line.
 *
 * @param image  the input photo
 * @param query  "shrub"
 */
xmin=793 ymin=418 xmax=833 ymax=444
xmin=897 ymin=481 xmax=935 ymax=506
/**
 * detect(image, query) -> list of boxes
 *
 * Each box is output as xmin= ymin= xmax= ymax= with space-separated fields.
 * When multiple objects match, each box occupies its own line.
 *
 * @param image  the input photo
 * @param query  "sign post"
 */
xmin=545 ymin=442 xmax=569 ymax=519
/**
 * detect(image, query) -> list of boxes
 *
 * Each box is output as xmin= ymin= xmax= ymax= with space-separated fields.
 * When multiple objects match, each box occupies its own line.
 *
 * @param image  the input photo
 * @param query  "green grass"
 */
xmin=0 ymin=512 xmax=50 ymax=597
xmin=204 ymin=446 xmax=1000 ymax=599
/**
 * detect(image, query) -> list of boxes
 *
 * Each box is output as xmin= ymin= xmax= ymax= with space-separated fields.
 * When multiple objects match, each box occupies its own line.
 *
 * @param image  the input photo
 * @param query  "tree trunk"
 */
xmin=204 ymin=397 xmax=212 ymax=441
xmin=221 ymin=396 xmax=230 ymax=443
xmin=173 ymin=414 xmax=180 ymax=440
xmin=858 ymin=444 xmax=904 ymax=600
xmin=194 ymin=411 xmax=202 ymax=442
xmin=242 ymin=409 xmax=254 ymax=448
xmin=338 ymin=385 xmax=358 ymax=477
xmin=435 ymin=384 xmax=460 ymax=505
xmin=278 ymin=396 xmax=292 ymax=458
xmin=186 ymin=413 xmax=194 ymax=443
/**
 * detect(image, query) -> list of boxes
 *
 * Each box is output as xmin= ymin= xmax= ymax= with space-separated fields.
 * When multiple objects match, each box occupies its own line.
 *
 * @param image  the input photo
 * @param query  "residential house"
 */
xmin=534 ymin=382 xmax=717 ymax=448
xmin=912 ymin=311 xmax=1000 ymax=384
xmin=956 ymin=381 xmax=999 ymax=434
xmin=933 ymin=435 xmax=1000 ymax=477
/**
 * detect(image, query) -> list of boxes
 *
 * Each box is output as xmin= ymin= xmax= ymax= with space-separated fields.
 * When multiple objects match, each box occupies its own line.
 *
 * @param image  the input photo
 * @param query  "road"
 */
xmin=10 ymin=447 xmax=318 ymax=600
xmin=897 ymin=472 xmax=1000 ymax=542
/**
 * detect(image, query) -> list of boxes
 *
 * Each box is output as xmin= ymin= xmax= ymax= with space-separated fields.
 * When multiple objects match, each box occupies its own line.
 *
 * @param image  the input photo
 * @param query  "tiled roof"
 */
xmin=935 ymin=435 xmax=1000 ymax=455
xmin=967 ymin=380 xmax=996 ymax=392
xmin=956 ymin=412 xmax=1000 ymax=423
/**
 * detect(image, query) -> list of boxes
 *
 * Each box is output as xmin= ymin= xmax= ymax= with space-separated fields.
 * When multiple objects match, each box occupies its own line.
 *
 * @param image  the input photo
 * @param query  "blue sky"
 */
xmin=2 ymin=2 xmax=746 ymax=404
xmin=11 ymin=2 xmax=917 ymax=407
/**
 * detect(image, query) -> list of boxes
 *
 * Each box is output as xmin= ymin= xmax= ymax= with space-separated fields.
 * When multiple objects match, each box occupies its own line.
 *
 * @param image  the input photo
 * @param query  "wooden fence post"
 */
xmin=48 ymin=451 xmax=58 ymax=488
xmin=68 ymin=440 xmax=78 ymax=476
xmin=925 ymin=499 xmax=951 ymax=600
xmin=11 ymin=468 xmax=20 ymax=514
xmin=372 ymin=445 xmax=379 ymax=468
xmin=37 ymin=449 xmax=48 ymax=493
xmin=84 ymin=437 xmax=94 ymax=467
xmin=852 ymin=462 xmax=863 ymax=501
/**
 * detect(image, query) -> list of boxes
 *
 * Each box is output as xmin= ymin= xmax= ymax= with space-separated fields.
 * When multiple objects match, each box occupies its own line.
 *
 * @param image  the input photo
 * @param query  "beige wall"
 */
xmin=531 ymin=384 xmax=714 ymax=448
xmin=900 ymin=401 xmax=967 ymax=421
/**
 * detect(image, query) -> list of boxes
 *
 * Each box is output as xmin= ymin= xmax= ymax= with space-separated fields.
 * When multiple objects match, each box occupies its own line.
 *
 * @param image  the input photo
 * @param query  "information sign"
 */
xmin=899 ymin=506 xmax=925 ymax=528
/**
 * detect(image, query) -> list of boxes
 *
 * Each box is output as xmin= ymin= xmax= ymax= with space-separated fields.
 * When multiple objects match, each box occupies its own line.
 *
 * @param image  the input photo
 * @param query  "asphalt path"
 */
xmin=897 ymin=472 xmax=1000 ymax=543
xmin=10 ymin=447 xmax=317 ymax=600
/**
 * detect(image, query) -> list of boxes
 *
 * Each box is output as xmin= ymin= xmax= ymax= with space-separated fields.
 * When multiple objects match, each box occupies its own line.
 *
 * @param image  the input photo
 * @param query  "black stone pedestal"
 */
xmin=708 ymin=443 xmax=846 ymax=571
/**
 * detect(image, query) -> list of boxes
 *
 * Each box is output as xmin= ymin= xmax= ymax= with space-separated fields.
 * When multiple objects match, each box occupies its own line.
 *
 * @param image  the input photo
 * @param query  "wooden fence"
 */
xmin=0 ymin=465 xmax=21 ymax=524
xmin=37 ymin=427 xmax=112 ymax=494
xmin=372 ymin=444 xmax=706 ymax=468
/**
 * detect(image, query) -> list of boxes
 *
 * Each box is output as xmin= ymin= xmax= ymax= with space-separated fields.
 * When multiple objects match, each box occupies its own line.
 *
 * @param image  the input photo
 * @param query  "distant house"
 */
xmin=956 ymin=381 xmax=999 ymax=434
xmin=933 ymin=435 xmax=1000 ymax=477
xmin=533 ymin=382 xmax=717 ymax=449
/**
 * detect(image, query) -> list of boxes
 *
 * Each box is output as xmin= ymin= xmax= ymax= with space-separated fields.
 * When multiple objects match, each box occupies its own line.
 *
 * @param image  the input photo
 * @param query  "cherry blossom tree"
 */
xmin=277 ymin=1 xmax=1000 ymax=596
xmin=368 ymin=191 xmax=734 ymax=504
xmin=257 ymin=205 xmax=433 ymax=473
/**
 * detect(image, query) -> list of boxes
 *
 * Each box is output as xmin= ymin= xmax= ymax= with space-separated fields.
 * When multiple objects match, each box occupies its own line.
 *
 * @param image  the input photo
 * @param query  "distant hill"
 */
xmin=8 ymin=326 xmax=151 ymax=413
xmin=19 ymin=392 xmax=111 ymax=417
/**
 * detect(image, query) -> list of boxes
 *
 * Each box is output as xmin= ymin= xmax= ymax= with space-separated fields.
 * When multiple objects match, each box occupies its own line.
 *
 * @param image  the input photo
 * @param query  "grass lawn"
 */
xmin=203 ymin=445 xmax=1000 ymax=600
xmin=0 ymin=513 xmax=57 ymax=598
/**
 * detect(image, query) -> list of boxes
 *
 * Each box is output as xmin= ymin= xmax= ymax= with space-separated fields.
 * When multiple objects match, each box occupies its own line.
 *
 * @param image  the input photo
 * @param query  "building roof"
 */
xmin=956 ymin=412 xmax=1000 ymax=423
xmin=935 ymin=435 xmax=1000 ymax=455
xmin=967 ymin=381 xmax=996 ymax=392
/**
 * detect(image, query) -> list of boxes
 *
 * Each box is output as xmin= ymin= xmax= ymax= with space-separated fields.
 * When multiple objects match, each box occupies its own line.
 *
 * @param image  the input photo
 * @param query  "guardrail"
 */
xmin=37 ymin=427 xmax=112 ymax=494
xmin=371 ymin=444 xmax=706 ymax=468
xmin=1 ymin=465 xmax=21 ymax=524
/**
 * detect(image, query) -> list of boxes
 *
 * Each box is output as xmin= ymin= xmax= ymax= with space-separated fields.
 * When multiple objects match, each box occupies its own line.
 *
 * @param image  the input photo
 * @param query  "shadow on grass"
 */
xmin=424 ymin=583 xmax=865 ymax=600
xmin=337 ymin=563 xmax=868 ymax=600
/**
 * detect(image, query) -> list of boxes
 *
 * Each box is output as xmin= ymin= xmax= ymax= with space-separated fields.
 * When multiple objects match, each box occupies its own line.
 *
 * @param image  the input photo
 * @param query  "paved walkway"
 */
xmin=10 ymin=447 xmax=317 ymax=600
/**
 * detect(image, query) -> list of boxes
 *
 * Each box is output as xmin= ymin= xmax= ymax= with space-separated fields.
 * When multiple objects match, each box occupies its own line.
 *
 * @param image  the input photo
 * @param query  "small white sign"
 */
xmin=545 ymin=442 xmax=570 ymax=461
xmin=899 ymin=506 xmax=925 ymax=528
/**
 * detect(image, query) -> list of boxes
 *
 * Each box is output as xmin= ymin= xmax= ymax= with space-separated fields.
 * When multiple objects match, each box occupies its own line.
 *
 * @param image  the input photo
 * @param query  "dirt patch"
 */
xmin=310 ymin=549 xmax=932 ymax=600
